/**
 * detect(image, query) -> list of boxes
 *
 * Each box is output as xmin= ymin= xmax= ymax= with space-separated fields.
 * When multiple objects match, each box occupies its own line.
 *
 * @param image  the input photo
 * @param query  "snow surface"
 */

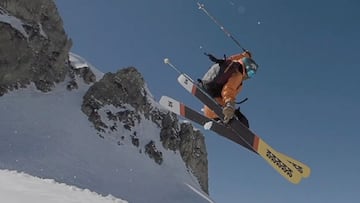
xmin=0 ymin=170 xmax=126 ymax=203
xmin=0 ymin=53 xmax=214 ymax=203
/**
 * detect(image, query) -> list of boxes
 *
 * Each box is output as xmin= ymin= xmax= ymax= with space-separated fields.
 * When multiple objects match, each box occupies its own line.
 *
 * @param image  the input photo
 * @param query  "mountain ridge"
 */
xmin=0 ymin=0 xmax=211 ymax=201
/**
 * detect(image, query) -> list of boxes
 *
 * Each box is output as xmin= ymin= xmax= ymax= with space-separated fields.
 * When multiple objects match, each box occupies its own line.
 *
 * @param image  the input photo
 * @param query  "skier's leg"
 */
xmin=204 ymin=97 xmax=224 ymax=119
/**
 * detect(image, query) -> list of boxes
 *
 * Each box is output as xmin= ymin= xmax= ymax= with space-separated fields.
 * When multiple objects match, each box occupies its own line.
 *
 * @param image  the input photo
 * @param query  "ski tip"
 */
xmin=164 ymin=58 xmax=170 ymax=64
xmin=159 ymin=95 xmax=178 ymax=108
xmin=177 ymin=74 xmax=189 ymax=83
xmin=159 ymin=96 xmax=170 ymax=106
xmin=177 ymin=74 xmax=195 ymax=94
xmin=159 ymin=95 xmax=182 ymax=115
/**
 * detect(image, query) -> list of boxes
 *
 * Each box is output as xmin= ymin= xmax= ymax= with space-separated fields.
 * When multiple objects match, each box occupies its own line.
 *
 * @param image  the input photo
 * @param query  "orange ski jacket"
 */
xmin=204 ymin=51 xmax=251 ymax=119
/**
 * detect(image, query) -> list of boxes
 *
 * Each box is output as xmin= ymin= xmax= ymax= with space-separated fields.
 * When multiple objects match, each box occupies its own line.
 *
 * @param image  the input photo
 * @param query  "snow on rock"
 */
xmin=204 ymin=121 xmax=213 ymax=130
xmin=69 ymin=52 xmax=104 ymax=80
xmin=0 ymin=6 xmax=29 ymax=39
xmin=0 ymin=170 xmax=127 ymax=203
xmin=38 ymin=22 xmax=48 ymax=38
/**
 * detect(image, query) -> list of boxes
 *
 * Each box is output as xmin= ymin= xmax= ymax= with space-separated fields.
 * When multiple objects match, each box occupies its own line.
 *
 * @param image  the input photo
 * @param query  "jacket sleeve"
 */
xmin=221 ymin=70 xmax=244 ymax=104
xmin=228 ymin=51 xmax=252 ymax=61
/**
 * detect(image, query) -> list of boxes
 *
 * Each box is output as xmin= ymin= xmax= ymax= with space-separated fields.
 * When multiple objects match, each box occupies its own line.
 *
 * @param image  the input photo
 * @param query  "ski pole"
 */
xmin=195 ymin=2 xmax=247 ymax=52
xmin=163 ymin=58 xmax=195 ymax=83
xmin=163 ymin=58 xmax=183 ymax=75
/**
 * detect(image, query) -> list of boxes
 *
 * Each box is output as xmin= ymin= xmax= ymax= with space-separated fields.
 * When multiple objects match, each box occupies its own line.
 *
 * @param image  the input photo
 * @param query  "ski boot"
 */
xmin=234 ymin=108 xmax=249 ymax=128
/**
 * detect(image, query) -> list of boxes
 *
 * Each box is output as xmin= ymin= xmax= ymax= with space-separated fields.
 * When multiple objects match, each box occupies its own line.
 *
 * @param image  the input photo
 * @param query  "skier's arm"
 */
xmin=228 ymin=51 xmax=252 ymax=61
xmin=204 ymin=53 xmax=225 ymax=64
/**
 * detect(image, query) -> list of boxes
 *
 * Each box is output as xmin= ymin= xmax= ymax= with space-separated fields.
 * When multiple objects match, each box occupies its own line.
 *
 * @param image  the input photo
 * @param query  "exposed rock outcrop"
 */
xmin=179 ymin=123 xmax=208 ymax=193
xmin=81 ymin=67 xmax=209 ymax=193
xmin=0 ymin=0 xmax=72 ymax=95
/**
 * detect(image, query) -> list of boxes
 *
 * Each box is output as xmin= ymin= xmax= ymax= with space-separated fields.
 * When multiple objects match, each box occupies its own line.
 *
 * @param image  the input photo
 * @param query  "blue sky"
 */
xmin=55 ymin=0 xmax=360 ymax=202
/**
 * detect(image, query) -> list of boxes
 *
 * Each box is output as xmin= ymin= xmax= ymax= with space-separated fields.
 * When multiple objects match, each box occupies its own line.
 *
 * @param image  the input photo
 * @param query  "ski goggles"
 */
xmin=242 ymin=57 xmax=258 ymax=78
xmin=246 ymin=69 xmax=256 ymax=78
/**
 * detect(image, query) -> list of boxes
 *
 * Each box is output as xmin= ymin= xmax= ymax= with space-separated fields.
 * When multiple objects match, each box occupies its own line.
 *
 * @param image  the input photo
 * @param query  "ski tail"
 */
xmin=278 ymin=154 xmax=311 ymax=178
xmin=253 ymin=138 xmax=302 ymax=183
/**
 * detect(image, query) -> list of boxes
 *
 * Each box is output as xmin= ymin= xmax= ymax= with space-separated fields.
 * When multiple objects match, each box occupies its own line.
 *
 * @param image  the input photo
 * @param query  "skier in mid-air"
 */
xmin=198 ymin=50 xmax=258 ymax=126
xmin=160 ymin=2 xmax=310 ymax=184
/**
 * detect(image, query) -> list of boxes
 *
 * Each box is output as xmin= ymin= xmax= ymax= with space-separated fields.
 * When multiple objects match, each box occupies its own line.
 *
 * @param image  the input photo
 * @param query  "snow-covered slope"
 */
xmin=0 ymin=170 xmax=126 ymax=203
xmin=0 ymin=53 xmax=213 ymax=203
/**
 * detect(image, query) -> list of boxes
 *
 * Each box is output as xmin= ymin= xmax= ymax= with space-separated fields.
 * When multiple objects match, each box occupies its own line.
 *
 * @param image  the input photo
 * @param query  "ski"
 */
xmin=172 ymin=72 xmax=309 ymax=184
xmin=159 ymin=95 xmax=310 ymax=178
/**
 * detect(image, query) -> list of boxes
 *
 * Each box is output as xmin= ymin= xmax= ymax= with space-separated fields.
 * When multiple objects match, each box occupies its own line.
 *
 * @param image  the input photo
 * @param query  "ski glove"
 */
xmin=204 ymin=53 xmax=225 ymax=64
xmin=223 ymin=101 xmax=235 ymax=124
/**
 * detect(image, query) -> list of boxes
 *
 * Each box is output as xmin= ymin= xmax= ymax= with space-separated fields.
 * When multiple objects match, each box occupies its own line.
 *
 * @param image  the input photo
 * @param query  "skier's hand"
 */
xmin=244 ymin=50 xmax=252 ymax=58
xmin=205 ymin=53 xmax=217 ymax=62
xmin=223 ymin=101 xmax=235 ymax=124
xmin=204 ymin=53 xmax=225 ymax=64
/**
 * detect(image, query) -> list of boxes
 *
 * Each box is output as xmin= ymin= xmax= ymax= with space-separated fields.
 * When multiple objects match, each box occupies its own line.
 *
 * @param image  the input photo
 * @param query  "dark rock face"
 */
xmin=81 ymin=67 xmax=209 ymax=193
xmin=0 ymin=0 xmax=72 ymax=95
xmin=82 ymin=67 xmax=149 ymax=115
xmin=145 ymin=140 xmax=163 ymax=165
xmin=179 ymin=123 xmax=208 ymax=194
